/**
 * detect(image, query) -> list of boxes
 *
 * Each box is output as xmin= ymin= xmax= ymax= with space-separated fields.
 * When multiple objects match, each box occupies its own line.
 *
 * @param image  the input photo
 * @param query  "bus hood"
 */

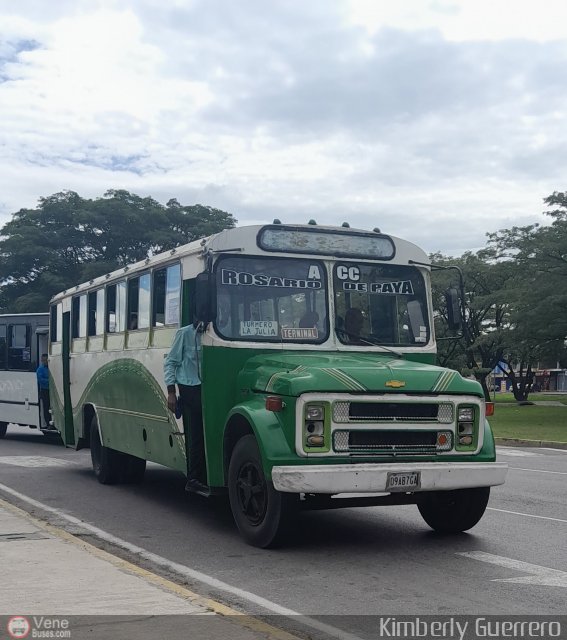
xmin=240 ymin=352 xmax=482 ymax=397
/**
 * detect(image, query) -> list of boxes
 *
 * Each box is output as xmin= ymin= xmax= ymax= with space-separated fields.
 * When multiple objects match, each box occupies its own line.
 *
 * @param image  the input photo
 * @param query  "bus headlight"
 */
xmin=457 ymin=405 xmax=476 ymax=448
xmin=304 ymin=404 xmax=326 ymax=449
xmin=306 ymin=406 xmax=324 ymax=421
xmin=458 ymin=407 xmax=474 ymax=421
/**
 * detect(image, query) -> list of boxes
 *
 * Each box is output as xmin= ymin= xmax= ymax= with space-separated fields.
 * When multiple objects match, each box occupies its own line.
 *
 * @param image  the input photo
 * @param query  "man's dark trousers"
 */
xmin=178 ymin=384 xmax=206 ymax=483
xmin=39 ymin=388 xmax=50 ymax=426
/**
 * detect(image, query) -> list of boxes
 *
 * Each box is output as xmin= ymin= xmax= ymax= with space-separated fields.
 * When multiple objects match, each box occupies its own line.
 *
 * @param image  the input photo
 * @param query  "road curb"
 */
xmin=495 ymin=437 xmax=567 ymax=450
xmin=0 ymin=496 xmax=300 ymax=640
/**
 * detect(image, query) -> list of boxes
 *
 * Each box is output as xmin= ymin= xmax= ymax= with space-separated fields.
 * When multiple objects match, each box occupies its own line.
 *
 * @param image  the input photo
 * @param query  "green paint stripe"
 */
xmin=334 ymin=368 xmax=366 ymax=391
xmin=322 ymin=368 xmax=365 ymax=391
xmin=322 ymin=368 xmax=352 ymax=390
xmin=440 ymin=372 xmax=456 ymax=392
xmin=265 ymin=365 xmax=306 ymax=393
xmin=433 ymin=371 xmax=455 ymax=392
xmin=431 ymin=371 xmax=448 ymax=391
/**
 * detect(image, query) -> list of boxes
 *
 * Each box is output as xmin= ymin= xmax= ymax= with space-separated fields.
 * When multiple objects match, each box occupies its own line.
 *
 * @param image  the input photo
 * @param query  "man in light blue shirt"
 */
xmin=164 ymin=322 xmax=207 ymax=493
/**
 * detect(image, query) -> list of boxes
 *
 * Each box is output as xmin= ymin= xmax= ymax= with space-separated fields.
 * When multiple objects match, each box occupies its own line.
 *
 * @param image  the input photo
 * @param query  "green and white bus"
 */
xmin=50 ymin=222 xmax=507 ymax=547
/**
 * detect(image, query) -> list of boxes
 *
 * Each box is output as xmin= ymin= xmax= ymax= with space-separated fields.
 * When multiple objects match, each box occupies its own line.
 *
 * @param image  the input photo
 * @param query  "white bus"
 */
xmin=0 ymin=313 xmax=50 ymax=438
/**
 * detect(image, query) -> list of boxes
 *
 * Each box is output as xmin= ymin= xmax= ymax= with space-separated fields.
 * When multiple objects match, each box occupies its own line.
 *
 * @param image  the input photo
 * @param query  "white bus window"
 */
xmin=72 ymin=295 xmax=87 ymax=338
xmin=152 ymin=264 xmax=180 ymax=327
xmin=8 ymin=324 xmax=31 ymax=370
xmin=127 ymin=274 xmax=150 ymax=330
xmin=88 ymin=289 xmax=105 ymax=336
xmin=0 ymin=325 xmax=6 ymax=369
xmin=107 ymin=281 xmax=126 ymax=333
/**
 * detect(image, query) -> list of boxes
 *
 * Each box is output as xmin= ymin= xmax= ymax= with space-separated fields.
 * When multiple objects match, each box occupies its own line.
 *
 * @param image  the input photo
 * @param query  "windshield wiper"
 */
xmin=335 ymin=329 xmax=403 ymax=358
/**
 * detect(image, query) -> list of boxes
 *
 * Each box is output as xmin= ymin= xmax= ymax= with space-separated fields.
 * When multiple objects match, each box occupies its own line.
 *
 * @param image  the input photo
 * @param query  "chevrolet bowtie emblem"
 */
xmin=385 ymin=380 xmax=406 ymax=388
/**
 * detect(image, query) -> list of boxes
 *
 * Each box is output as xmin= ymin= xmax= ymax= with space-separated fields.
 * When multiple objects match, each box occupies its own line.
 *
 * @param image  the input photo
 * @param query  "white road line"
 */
xmin=509 ymin=467 xmax=567 ymax=475
xmin=495 ymin=447 xmax=540 ymax=457
xmin=459 ymin=551 xmax=567 ymax=587
xmin=0 ymin=482 xmax=362 ymax=640
xmin=540 ymin=448 xmax=567 ymax=454
xmin=488 ymin=507 xmax=567 ymax=524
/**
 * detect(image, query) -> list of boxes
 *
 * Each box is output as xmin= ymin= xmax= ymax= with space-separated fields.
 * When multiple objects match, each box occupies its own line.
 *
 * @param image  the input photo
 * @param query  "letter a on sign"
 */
xmin=308 ymin=265 xmax=321 ymax=279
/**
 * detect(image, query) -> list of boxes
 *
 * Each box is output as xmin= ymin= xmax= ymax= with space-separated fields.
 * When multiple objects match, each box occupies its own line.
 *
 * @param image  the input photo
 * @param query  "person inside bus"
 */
xmin=164 ymin=321 xmax=207 ymax=495
xmin=343 ymin=307 xmax=365 ymax=344
xmin=36 ymin=354 xmax=53 ymax=429
xmin=299 ymin=310 xmax=319 ymax=328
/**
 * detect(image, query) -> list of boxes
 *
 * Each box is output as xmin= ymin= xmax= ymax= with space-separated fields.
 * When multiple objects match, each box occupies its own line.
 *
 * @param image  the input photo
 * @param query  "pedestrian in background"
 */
xmin=36 ymin=354 xmax=52 ymax=429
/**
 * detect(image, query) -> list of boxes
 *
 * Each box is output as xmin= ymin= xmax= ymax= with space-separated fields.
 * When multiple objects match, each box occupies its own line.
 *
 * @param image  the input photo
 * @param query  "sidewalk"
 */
xmin=0 ymin=500 xmax=296 ymax=640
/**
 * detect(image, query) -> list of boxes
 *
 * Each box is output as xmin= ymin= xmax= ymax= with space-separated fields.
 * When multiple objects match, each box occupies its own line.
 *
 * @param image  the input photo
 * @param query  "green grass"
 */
xmin=492 ymin=392 xmax=567 ymax=405
xmin=490 ymin=404 xmax=567 ymax=442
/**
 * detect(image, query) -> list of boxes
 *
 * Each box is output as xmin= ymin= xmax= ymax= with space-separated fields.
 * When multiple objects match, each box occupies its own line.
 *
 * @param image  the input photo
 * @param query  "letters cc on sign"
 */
xmin=336 ymin=265 xmax=360 ymax=281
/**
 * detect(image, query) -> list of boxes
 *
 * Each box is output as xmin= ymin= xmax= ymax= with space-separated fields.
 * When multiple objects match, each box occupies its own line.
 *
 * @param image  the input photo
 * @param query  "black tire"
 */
xmin=120 ymin=454 xmax=146 ymax=484
xmin=0 ymin=422 xmax=7 ymax=439
xmin=42 ymin=430 xmax=61 ymax=441
xmin=228 ymin=434 xmax=296 ymax=548
xmin=417 ymin=487 xmax=490 ymax=533
xmin=90 ymin=416 xmax=121 ymax=485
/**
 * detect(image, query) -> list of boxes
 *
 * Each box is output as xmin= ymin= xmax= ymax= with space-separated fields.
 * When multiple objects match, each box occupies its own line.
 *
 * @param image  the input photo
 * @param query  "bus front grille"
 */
xmin=333 ymin=401 xmax=453 ymax=424
xmin=333 ymin=429 xmax=442 ymax=454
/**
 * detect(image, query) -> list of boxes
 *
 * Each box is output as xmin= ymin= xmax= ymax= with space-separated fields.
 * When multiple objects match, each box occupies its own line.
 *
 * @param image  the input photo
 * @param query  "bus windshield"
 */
xmin=215 ymin=255 xmax=329 ymax=343
xmin=333 ymin=263 xmax=430 ymax=347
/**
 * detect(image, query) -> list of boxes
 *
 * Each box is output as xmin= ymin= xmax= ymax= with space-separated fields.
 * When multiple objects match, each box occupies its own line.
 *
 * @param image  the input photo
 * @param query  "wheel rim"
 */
xmin=235 ymin=461 xmax=267 ymax=526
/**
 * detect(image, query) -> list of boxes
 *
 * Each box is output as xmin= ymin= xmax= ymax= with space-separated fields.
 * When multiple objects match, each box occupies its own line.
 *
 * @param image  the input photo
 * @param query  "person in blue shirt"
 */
xmin=164 ymin=322 xmax=207 ymax=494
xmin=36 ymin=354 xmax=52 ymax=429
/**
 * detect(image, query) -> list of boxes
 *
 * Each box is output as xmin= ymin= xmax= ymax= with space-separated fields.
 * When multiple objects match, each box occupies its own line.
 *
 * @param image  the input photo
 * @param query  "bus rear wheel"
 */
xmin=0 ymin=422 xmax=7 ymax=439
xmin=417 ymin=487 xmax=490 ymax=533
xmin=228 ymin=435 xmax=295 ymax=548
xmin=90 ymin=417 xmax=121 ymax=485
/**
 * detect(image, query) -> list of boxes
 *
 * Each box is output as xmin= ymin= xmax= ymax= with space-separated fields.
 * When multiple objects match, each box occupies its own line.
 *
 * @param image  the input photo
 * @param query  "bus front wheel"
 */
xmin=417 ymin=487 xmax=490 ymax=533
xmin=90 ymin=417 xmax=121 ymax=485
xmin=228 ymin=435 xmax=295 ymax=548
xmin=0 ymin=422 xmax=7 ymax=439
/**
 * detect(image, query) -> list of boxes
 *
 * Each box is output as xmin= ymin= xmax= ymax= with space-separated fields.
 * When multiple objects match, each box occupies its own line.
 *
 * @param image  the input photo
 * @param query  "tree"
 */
xmin=431 ymin=251 xmax=511 ymax=400
xmin=486 ymin=190 xmax=567 ymax=399
xmin=0 ymin=190 xmax=236 ymax=313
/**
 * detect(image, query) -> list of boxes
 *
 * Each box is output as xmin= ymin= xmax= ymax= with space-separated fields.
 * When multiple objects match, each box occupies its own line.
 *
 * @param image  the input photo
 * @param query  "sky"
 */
xmin=1 ymin=0 xmax=566 ymax=256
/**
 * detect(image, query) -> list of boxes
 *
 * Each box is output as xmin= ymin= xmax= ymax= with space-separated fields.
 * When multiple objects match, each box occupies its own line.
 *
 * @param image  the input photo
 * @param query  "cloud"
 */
xmin=0 ymin=0 xmax=565 ymax=256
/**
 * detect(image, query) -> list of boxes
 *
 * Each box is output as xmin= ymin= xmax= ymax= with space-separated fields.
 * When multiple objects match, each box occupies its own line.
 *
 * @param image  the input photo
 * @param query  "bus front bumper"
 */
xmin=271 ymin=462 xmax=508 ymax=494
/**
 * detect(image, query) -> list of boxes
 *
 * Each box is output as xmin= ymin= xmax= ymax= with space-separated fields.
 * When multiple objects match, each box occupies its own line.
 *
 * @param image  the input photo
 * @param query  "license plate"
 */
xmin=386 ymin=471 xmax=421 ymax=491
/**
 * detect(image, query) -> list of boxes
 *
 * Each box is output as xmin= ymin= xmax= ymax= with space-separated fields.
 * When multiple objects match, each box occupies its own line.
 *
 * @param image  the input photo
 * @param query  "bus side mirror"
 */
xmin=445 ymin=288 xmax=462 ymax=331
xmin=195 ymin=272 xmax=217 ymax=325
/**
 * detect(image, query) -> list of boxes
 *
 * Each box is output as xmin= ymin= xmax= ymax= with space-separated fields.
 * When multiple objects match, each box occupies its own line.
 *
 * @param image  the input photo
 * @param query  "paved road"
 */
xmin=1 ymin=428 xmax=566 ymax=636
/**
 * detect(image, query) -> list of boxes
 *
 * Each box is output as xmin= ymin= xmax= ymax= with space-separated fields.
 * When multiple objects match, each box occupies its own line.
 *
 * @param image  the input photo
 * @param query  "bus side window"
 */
xmin=88 ymin=289 xmax=105 ymax=336
xmin=72 ymin=295 xmax=87 ymax=338
xmin=0 ymin=324 xmax=6 ymax=369
xmin=50 ymin=306 xmax=58 ymax=343
xmin=128 ymin=274 xmax=150 ymax=330
xmin=106 ymin=281 xmax=126 ymax=333
xmin=152 ymin=263 xmax=180 ymax=327
xmin=8 ymin=324 xmax=31 ymax=371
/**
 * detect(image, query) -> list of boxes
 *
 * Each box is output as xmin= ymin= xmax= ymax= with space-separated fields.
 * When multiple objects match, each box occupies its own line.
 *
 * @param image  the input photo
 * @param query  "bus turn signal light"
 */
xmin=486 ymin=402 xmax=494 ymax=417
xmin=265 ymin=396 xmax=284 ymax=412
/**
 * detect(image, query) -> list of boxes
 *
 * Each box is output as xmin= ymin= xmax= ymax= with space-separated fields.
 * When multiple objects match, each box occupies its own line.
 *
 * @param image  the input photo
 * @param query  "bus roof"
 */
xmin=49 ymin=223 xmax=430 ymax=303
